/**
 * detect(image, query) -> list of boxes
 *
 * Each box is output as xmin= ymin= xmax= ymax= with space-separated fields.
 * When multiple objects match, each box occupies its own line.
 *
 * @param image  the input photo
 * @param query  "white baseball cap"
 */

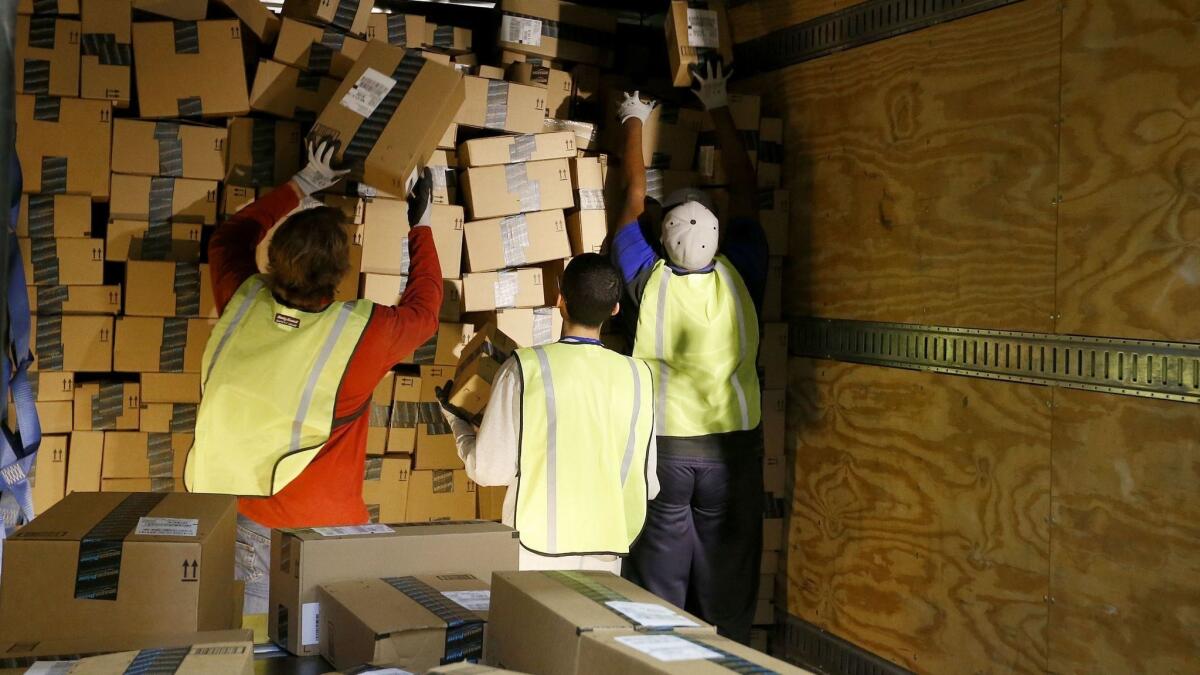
xmin=661 ymin=200 xmax=719 ymax=271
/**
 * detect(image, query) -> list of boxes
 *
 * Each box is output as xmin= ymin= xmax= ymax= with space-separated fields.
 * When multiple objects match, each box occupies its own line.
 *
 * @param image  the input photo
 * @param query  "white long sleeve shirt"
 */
xmin=443 ymin=355 xmax=660 ymax=572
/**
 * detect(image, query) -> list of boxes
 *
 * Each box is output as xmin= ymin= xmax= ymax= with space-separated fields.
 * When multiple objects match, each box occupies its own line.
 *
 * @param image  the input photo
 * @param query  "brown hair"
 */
xmin=266 ymin=206 xmax=350 ymax=309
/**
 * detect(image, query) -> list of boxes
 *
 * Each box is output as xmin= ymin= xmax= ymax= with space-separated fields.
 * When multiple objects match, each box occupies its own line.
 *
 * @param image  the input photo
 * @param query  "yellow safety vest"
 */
xmin=515 ymin=341 xmax=655 ymax=556
xmin=633 ymin=255 xmax=761 ymax=438
xmin=185 ymin=275 xmax=373 ymax=497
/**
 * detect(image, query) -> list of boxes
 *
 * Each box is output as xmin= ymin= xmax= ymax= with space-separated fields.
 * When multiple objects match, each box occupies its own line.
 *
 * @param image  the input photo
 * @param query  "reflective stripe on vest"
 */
xmin=185 ymin=275 xmax=372 ymax=497
xmin=515 ymin=342 xmax=654 ymax=556
xmin=634 ymin=255 xmax=761 ymax=438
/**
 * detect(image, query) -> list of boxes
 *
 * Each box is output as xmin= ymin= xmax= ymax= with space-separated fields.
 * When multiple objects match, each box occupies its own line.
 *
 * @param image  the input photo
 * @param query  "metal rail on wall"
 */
xmin=791 ymin=318 xmax=1200 ymax=404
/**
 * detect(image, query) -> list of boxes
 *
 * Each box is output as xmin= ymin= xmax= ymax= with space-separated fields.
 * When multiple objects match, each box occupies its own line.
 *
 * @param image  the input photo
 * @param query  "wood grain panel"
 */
xmin=1048 ymin=389 xmax=1200 ymax=673
xmin=787 ymin=358 xmax=1051 ymax=673
xmin=1057 ymin=0 xmax=1200 ymax=342
xmin=728 ymin=1 xmax=843 ymax=43
xmin=738 ymin=1 xmax=1060 ymax=331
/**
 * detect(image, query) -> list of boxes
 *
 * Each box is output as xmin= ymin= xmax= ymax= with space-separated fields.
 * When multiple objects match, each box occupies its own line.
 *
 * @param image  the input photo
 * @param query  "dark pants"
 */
xmin=625 ymin=452 xmax=764 ymax=643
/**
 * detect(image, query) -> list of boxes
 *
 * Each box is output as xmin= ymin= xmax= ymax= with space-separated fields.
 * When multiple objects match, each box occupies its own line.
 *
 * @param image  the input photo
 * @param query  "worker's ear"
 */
xmin=610 ymin=302 xmax=620 ymax=317
xmin=556 ymin=294 xmax=568 ymax=321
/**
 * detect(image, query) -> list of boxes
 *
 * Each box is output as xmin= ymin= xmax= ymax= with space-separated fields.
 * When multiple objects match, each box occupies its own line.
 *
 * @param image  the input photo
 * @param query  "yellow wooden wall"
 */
xmin=731 ymin=1 xmax=1200 ymax=672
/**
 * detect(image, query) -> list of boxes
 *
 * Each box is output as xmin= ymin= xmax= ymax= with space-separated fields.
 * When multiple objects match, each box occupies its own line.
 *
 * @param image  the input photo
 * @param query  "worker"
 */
xmin=187 ymin=142 xmax=443 ymax=616
xmin=613 ymin=62 xmax=769 ymax=643
xmin=437 ymin=254 xmax=658 ymax=572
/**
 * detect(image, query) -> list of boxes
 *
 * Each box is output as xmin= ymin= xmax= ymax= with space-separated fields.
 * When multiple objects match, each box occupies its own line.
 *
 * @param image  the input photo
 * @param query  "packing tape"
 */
xmin=343 ymin=50 xmax=423 ymax=167
xmin=35 ymin=315 xmax=63 ymax=370
xmin=90 ymin=381 xmax=125 ymax=429
xmin=153 ymin=122 xmax=185 ymax=178
xmin=250 ymin=119 xmax=277 ymax=186
xmin=173 ymin=263 xmax=201 ymax=316
xmin=382 ymin=576 xmax=485 ymax=663
xmin=75 ymin=493 xmax=168 ymax=600
xmin=170 ymin=403 xmax=198 ymax=432
xmin=330 ymin=0 xmax=361 ymax=33
xmin=532 ymin=307 xmax=555 ymax=346
xmin=399 ymin=239 xmax=412 ymax=276
xmin=40 ymin=156 xmax=67 ymax=194
xmin=503 ymin=163 xmax=540 ymax=213
xmin=741 ymin=129 xmax=762 ymax=149
xmin=30 ymin=236 xmax=60 ymax=285
xmin=529 ymin=64 xmax=551 ymax=87
xmin=159 ymin=317 xmax=188 ymax=372
xmin=390 ymin=401 xmax=420 ymax=428
xmin=677 ymin=636 xmax=783 ymax=674
xmin=139 ymin=221 xmax=173 ymax=261
xmin=430 ymin=469 xmax=455 ymax=493
xmin=493 ymin=271 xmax=520 ymax=309
xmin=306 ymin=43 xmax=333 ymax=75
xmin=410 ymin=333 xmax=437 ymax=365
xmin=150 ymin=477 xmax=175 ymax=493
xmin=22 ymin=59 xmax=50 ymax=93
xmin=26 ymin=194 xmax=55 ymax=237
xmin=35 ymin=285 xmax=69 ymax=314
xmin=363 ymin=456 xmax=383 ymax=481
xmin=82 ymin=33 xmax=133 ymax=66
xmin=507 ymin=134 xmax=538 ymax=163
xmin=141 ymin=177 xmax=177 ymax=260
xmin=369 ymin=402 xmax=391 ymax=428
xmin=759 ymin=140 xmax=783 ymax=164
xmin=484 ymin=79 xmax=510 ymax=130
xmin=499 ymin=214 xmax=530 ymax=268
xmin=649 ymin=151 xmax=672 ymax=169
xmin=419 ymin=402 xmax=451 ymax=435
xmin=545 ymin=571 xmax=701 ymax=629
xmin=177 ymin=96 xmax=203 ymax=118
xmin=577 ymin=188 xmax=604 ymax=211
xmin=645 ymin=169 xmax=665 ymax=202
xmin=386 ymin=14 xmax=408 ymax=46
xmin=32 ymin=94 xmax=60 ymax=122
xmin=432 ymin=24 xmax=455 ymax=48
xmin=146 ymin=432 xmax=175 ymax=479
xmin=124 ymin=647 xmax=192 ymax=673
xmin=173 ymin=21 xmax=200 ymax=54
xmin=28 ymin=15 xmax=56 ymax=49
xmin=501 ymin=11 xmax=611 ymax=47
xmin=295 ymin=70 xmax=323 ymax=93
xmin=32 ymin=0 xmax=58 ymax=13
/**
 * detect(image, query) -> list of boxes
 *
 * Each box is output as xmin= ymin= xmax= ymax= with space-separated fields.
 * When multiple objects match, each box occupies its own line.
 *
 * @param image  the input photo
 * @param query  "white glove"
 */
xmin=691 ymin=61 xmax=731 ymax=111
xmin=292 ymin=140 xmax=351 ymax=196
xmin=617 ymin=91 xmax=656 ymax=125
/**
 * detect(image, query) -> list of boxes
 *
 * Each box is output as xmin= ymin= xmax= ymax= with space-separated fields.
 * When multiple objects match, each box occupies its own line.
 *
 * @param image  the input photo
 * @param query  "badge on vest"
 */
xmin=274 ymin=313 xmax=301 ymax=329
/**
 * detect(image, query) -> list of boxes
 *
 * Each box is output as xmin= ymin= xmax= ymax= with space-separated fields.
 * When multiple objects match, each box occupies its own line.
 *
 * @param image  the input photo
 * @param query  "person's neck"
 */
xmin=562 ymin=321 xmax=602 ymax=342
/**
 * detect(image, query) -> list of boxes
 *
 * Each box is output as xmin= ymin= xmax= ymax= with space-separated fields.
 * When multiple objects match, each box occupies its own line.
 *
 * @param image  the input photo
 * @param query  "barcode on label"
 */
xmin=340 ymin=68 xmax=397 ymax=118
xmin=686 ymin=8 xmax=720 ymax=48
xmin=502 ymin=15 xmax=542 ymax=46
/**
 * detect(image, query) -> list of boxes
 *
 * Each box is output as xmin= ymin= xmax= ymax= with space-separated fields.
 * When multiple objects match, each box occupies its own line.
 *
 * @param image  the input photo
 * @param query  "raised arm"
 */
xmin=616 ymin=91 xmax=656 ymax=231
xmin=693 ymin=62 xmax=757 ymax=224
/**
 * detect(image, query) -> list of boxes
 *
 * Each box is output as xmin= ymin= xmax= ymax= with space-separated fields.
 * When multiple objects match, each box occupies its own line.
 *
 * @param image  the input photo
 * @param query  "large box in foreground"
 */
xmin=0 ymin=491 xmax=238 ymax=642
xmin=269 ymin=521 xmax=518 ymax=657
xmin=578 ymin=631 xmax=808 ymax=674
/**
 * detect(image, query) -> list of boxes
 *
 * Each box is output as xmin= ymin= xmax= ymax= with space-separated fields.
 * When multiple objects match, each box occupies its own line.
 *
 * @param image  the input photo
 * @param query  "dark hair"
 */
xmin=266 ymin=206 xmax=350 ymax=309
xmin=561 ymin=253 xmax=622 ymax=327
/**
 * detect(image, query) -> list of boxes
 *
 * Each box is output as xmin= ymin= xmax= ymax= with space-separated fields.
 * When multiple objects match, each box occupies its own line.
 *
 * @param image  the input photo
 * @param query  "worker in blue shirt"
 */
xmin=612 ymin=62 xmax=769 ymax=643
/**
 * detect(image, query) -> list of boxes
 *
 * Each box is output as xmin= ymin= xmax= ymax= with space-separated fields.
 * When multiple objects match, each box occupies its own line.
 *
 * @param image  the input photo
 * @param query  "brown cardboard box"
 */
xmin=334 ymin=243 xmax=364 ymax=302
xmin=101 ymin=431 xmax=191 ymax=479
xmin=566 ymin=210 xmax=605 ymax=256
xmin=0 ymin=491 xmax=238 ymax=642
xmin=14 ymin=400 xmax=70 ymax=434
xmin=761 ymin=550 xmax=779 ymax=575
xmin=759 ymin=322 xmax=788 ymax=391
xmin=282 ymin=0 xmax=374 ymax=37
xmin=30 ymin=435 xmax=68 ymax=516
xmin=461 ymin=158 xmax=572 ymax=220
xmin=249 ymin=59 xmax=340 ymax=122
xmin=132 ymin=20 xmax=249 ymax=119
xmin=760 ymin=189 xmax=789 ymax=255
xmin=321 ymin=194 xmax=366 ymax=224
xmin=269 ymin=520 xmax=518 ymax=656
xmin=570 ymin=156 xmax=604 ymax=207
xmin=438 ymin=121 xmax=458 ymax=150
xmin=763 ymin=256 xmax=782 ymax=322
xmin=27 ymin=284 xmax=120 ymax=314
xmin=544 ymin=118 xmax=597 ymax=152
xmin=274 ymin=18 xmax=366 ymax=79
xmin=498 ymin=0 xmax=616 ymax=67
xmin=477 ymin=64 xmax=506 ymax=80
xmin=139 ymin=402 xmax=198 ymax=434
xmin=447 ymin=323 xmax=520 ymax=424
xmin=431 ymin=663 xmax=526 ymax=675
xmin=488 ymin=307 xmax=563 ymax=348
xmin=578 ymin=631 xmax=806 ymax=675
xmin=386 ymin=371 xmax=421 ymax=454
xmin=18 ymin=236 xmax=104 ymax=287
xmin=464 ymin=209 xmax=570 ymax=273
xmin=32 ymin=641 xmax=253 ymax=674
xmin=645 ymin=169 xmax=701 ymax=206
xmin=459 ymin=131 xmax=576 ymax=168
xmin=754 ymin=596 xmax=775 ymax=625
xmin=214 ymin=0 xmax=281 ymax=43
xmin=132 ymin=0 xmax=207 ymax=20
xmin=423 ymin=22 xmax=472 ymax=53
xmin=30 ymin=314 xmax=113 ymax=372
xmin=487 ymin=571 xmax=714 ymax=674
xmin=406 ymin=469 xmax=475 ymax=519
xmin=319 ymin=575 xmax=489 ymax=671
xmin=362 ymin=454 xmax=410 ymax=523
xmin=414 ymin=365 xmax=458 ymax=469
xmin=664 ymin=0 xmax=734 ymax=87
xmin=124 ymin=261 xmax=216 ymax=318
xmin=109 ymin=174 xmax=219 ymax=225
xmin=431 ymin=204 xmax=465 ymax=278
xmin=758 ymin=117 xmax=783 ymax=188
xmin=16 ymin=193 xmax=92 ymax=238
xmin=641 ymin=105 xmax=703 ymax=171
xmin=34 ymin=371 xmax=76 ymax=402
xmin=16 ymin=0 xmax=80 ymax=13
xmin=427 ymin=149 xmax=459 ymax=205
xmin=221 ymin=185 xmax=259 ymax=216
xmin=225 ymin=118 xmax=302 ymax=188
xmin=66 ymin=430 xmax=103 ymax=493
xmin=365 ymin=373 xmax=395 ymax=455
xmin=477 ymin=485 xmax=505 ymax=521
xmin=80 ymin=0 xmax=132 ymax=107
xmin=111 ymin=119 xmax=227 ymax=181
xmin=367 ymin=13 xmax=426 ymax=47
xmin=106 ymin=219 xmax=202 ymax=263
xmin=441 ymin=279 xmax=465 ymax=323
xmin=15 ymin=15 xmax=80 ymax=96
xmin=455 ymin=76 xmax=547 ymax=135
xmin=762 ymin=389 xmax=785 ymax=458
xmin=359 ymin=198 xmax=410 ymax=276
xmin=763 ymin=454 xmax=785 ymax=495
xmin=73 ymin=381 xmax=139 ymax=431
xmin=114 ymin=317 xmax=213 ymax=373
xmin=0 ymin=630 xmax=254 ymax=671
xmin=462 ymin=268 xmax=551 ymax=313
xmin=141 ymin=373 xmax=202 ymax=404
xmin=16 ymin=94 xmax=112 ymax=200
xmin=763 ymin=495 xmax=785 ymax=551
xmin=307 ymin=41 xmax=465 ymax=195
xmin=404 ymin=323 xmax=474 ymax=368
xmin=507 ymin=62 xmax=573 ymax=119
xmin=100 ymin=477 xmax=184 ymax=492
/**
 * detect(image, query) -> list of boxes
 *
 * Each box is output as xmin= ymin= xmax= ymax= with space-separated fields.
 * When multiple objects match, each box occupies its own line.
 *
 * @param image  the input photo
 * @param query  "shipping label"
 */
xmin=442 ymin=590 xmax=491 ymax=612
xmin=614 ymin=635 xmax=722 ymax=663
xmin=686 ymin=8 xmax=720 ymax=48
xmin=340 ymin=68 xmax=397 ymax=118
xmin=134 ymin=517 xmax=199 ymax=537
xmin=501 ymin=15 xmax=542 ymax=46
xmin=605 ymin=601 xmax=701 ymax=628
xmin=302 ymin=602 xmax=320 ymax=647
xmin=310 ymin=524 xmax=395 ymax=537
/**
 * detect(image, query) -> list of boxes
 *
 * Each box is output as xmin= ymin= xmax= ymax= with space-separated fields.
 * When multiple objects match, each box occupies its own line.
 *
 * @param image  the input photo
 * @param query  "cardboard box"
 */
xmin=763 ymin=454 xmax=786 ymax=495
xmin=139 ymin=402 xmax=198 ymax=434
xmin=431 ymin=204 xmax=466 ymax=278
xmin=27 ymin=284 xmax=120 ymax=315
xmin=80 ymin=0 xmax=132 ymax=107
xmin=438 ymin=121 xmax=458 ymax=150
xmin=16 ymin=399 xmax=71 ymax=434
xmin=15 ymin=14 xmax=80 ymax=96
xmin=34 ymin=370 xmax=76 ymax=401
xmin=455 ymin=76 xmax=546 ymax=135
xmin=763 ymin=495 xmax=785 ymax=551
xmin=464 ymin=209 xmax=570 ymax=273
xmin=30 ymin=314 xmax=113 ymax=372
xmin=487 ymin=307 xmax=562 ymax=348
xmin=477 ymin=64 xmax=507 ymax=80
xmin=566 ymin=210 xmax=605 ymax=256
xmin=16 ymin=193 xmax=91 ymax=238
xmin=441 ymin=279 xmax=465 ymax=323
xmin=214 ymin=0 xmax=281 ymax=43
xmin=362 ymin=454 xmax=410 ymax=523
xmin=132 ymin=0 xmax=207 ymax=20
xmin=362 ymin=275 xmax=464 ymax=323
xmin=320 ymin=575 xmax=489 ymax=671
xmin=27 ymin=641 xmax=253 ymax=674
xmin=365 ymin=373 xmax=395 ymax=455
xmin=385 ymin=371 xmax=421 ymax=454
xmin=269 ymin=520 xmax=518 ymax=656
xmin=100 ymin=477 xmax=184 ymax=492
xmin=759 ymin=322 xmax=788 ymax=391
xmin=544 ymin=118 xmax=596 ymax=152
xmin=114 ymin=317 xmax=213 ymax=373
xmin=101 ymin=431 xmax=191 ymax=479
xmin=431 ymin=664 xmax=526 ymax=675
xmin=106 ymin=219 xmax=202 ymax=263
xmin=665 ymin=0 xmax=733 ymax=87
xmin=414 ymin=365 xmax=459 ymax=469
xmin=0 ymin=630 xmax=254 ymax=670
xmin=642 ymin=105 xmax=703 ymax=171
xmin=111 ymin=119 xmax=226 ymax=181
xmin=761 ymin=550 xmax=779 ymax=575
xmin=577 ymin=631 xmax=805 ymax=675
xmin=486 ymin=571 xmax=714 ymax=674
xmin=462 ymin=268 xmax=551 ymax=313
xmin=762 ymin=389 xmax=785 ymax=457
xmin=406 ymin=469 xmax=475 ymax=519
xmin=16 ymin=0 xmax=80 ymax=13
xmin=461 ymin=158 xmax=572 ymax=220
xmin=132 ymin=20 xmax=249 ymax=119
xmin=459 ymin=131 xmax=576 ymax=168
xmin=508 ymin=62 xmax=573 ymax=119
xmin=109 ymin=174 xmax=219 ymax=225
xmin=274 ymin=18 xmax=366 ymax=79
xmin=359 ymin=198 xmax=411 ymax=276
xmin=404 ymin=324 xmax=474 ymax=368
xmin=758 ymin=117 xmax=783 ymax=188
xmin=760 ymin=189 xmax=789 ymax=255
xmin=66 ymin=430 xmax=102 ymax=494
xmin=763 ymin=256 xmax=782 ymax=322
xmin=18 ymin=236 xmax=103 ymax=287
xmin=367 ymin=13 xmax=426 ymax=47
xmin=645 ymin=169 xmax=700 ymax=206
xmin=221 ymin=185 xmax=259 ymax=216
xmin=73 ymin=381 xmax=139 ymax=431
xmin=476 ymin=484 xmax=505 ymax=521
xmin=249 ymin=59 xmax=340 ymax=122
xmin=423 ymin=22 xmax=472 ymax=53
xmin=30 ymin=435 xmax=67 ymax=516
xmin=225 ymin=118 xmax=302 ymax=188
xmin=447 ymin=324 xmax=519 ymax=424
xmin=140 ymin=373 xmax=202 ymax=404
xmin=321 ymin=193 xmax=366 ymax=225
xmin=334 ymin=243 xmax=364 ymax=302
xmin=281 ymin=0 xmax=373 ymax=37
xmin=498 ymin=0 xmax=616 ymax=67
xmin=124 ymin=261 xmax=216 ymax=318
xmin=15 ymin=94 xmax=112 ymax=200
xmin=0 ymin=491 xmax=238 ymax=642
xmin=570 ymin=156 xmax=604 ymax=206
xmin=308 ymin=41 xmax=465 ymax=195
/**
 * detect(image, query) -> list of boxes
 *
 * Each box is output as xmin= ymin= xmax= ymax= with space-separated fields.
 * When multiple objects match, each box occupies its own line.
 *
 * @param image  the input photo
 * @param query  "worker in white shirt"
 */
xmin=438 ymin=254 xmax=659 ymax=571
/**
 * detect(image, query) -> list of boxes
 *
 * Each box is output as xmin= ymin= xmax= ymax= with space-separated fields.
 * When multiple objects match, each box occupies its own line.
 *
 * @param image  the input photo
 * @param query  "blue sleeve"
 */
xmin=611 ymin=221 xmax=660 ymax=289
xmin=721 ymin=218 xmax=770 ymax=312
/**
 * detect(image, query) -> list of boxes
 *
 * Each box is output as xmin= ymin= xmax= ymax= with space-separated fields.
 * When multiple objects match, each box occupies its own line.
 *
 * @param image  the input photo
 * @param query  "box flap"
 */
xmin=323 ymin=575 xmax=489 ymax=637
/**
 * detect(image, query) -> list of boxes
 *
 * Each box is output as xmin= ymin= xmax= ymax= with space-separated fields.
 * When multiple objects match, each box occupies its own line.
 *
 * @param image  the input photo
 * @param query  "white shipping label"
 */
xmin=340 ymin=67 xmax=398 ymax=118
xmin=605 ymin=601 xmax=700 ymax=628
xmin=502 ymin=15 xmax=543 ymax=46
xmin=302 ymin=602 xmax=320 ymax=647
xmin=25 ymin=662 xmax=78 ymax=675
xmin=442 ymin=590 xmax=491 ymax=612
xmin=311 ymin=524 xmax=395 ymax=537
xmin=614 ymin=635 xmax=723 ymax=663
xmin=686 ymin=8 xmax=720 ymax=48
xmin=134 ymin=517 xmax=199 ymax=537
